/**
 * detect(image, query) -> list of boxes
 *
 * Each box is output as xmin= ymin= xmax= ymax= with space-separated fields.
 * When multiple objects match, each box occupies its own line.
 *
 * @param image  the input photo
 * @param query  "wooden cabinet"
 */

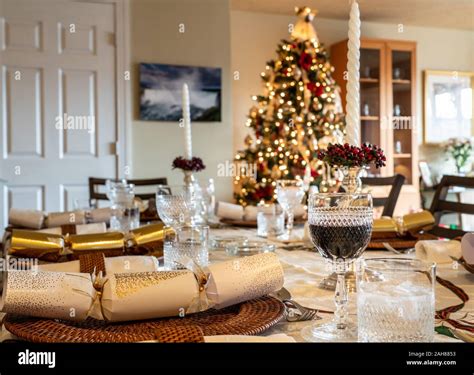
xmin=331 ymin=39 xmax=420 ymax=214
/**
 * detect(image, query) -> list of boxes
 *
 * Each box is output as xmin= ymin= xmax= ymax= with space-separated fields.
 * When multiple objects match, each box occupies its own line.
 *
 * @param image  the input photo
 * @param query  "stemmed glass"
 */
xmin=155 ymin=185 xmax=198 ymax=227
xmin=302 ymin=192 xmax=373 ymax=342
xmin=275 ymin=179 xmax=305 ymax=241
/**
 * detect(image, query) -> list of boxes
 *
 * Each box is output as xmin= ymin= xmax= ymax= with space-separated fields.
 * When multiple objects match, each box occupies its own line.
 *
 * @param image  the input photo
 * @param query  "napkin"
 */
xmin=36 ymin=222 xmax=107 ymax=235
xmin=461 ymin=233 xmax=474 ymax=265
xmin=46 ymin=211 xmax=87 ymax=227
xmin=216 ymin=202 xmax=244 ymax=221
xmin=243 ymin=205 xmax=258 ymax=221
xmin=415 ymin=240 xmax=462 ymax=264
xmin=89 ymin=207 xmax=112 ymax=224
xmin=9 ymin=208 xmax=45 ymax=229
xmin=204 ymin=334 xmax=295 ymax=343
xmin=37 ymin=255 xmax=160 ymax=274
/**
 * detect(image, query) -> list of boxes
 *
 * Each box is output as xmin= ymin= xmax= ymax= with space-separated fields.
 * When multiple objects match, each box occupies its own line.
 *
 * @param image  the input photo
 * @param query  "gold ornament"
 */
xmin=291 ymin=7 xmax=319 ymax=43
xmin=271 ymin=165 xmax=281 ymax=180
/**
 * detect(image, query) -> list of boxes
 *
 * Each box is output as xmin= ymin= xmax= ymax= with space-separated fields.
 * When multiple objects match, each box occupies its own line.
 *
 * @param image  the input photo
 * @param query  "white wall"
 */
xmin=130 ymin=0 xmax=233 ymax=201
xmin=231 ymin=10 xmax=474 ymax=177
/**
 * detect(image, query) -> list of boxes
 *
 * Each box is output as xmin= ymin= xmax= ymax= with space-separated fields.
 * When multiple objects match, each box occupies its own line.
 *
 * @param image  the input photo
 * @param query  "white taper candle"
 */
xmin=182 ymin=83 xmax=192 ymax=159
xmin=346 ymin=0 xmax=361 ymax=146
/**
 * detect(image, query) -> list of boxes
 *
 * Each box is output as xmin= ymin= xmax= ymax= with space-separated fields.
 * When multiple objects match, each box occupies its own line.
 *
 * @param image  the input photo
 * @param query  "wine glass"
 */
xmin=155 ymin=185 xmax=200 ymax=227
xmin=275 ymin=179 xmax=305 ymax=241
xmin=302 ymin=192 xmax=373 ymax=342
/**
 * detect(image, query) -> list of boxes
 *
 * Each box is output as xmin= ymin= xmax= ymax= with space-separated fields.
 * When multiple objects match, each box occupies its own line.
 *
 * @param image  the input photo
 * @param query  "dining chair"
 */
xmin=428 ymin=175 xmax=474 ymax=239
xmin=360 ymin=174 xmax=405 ymax=217
xmin=88 ymin=177 xmax=168 ymax=204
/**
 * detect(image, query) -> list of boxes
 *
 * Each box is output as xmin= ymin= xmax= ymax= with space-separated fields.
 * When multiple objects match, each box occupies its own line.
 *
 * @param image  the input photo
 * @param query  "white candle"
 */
xmin=346 ymin=0 xmax=361 ymax=146
xmin=182 ymin=83 xmax=192 ymax=159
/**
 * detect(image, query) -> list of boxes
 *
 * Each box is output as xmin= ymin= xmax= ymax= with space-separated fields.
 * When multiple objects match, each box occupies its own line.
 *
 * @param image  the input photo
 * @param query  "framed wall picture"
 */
xmin=139 ymin=63 xmax=222 ymax=121
xmin=423 ymin=70 xmax=474 ymax=144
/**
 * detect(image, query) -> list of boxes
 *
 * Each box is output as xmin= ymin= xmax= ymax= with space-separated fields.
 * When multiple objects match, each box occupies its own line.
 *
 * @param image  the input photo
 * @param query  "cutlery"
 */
xmin=383 ymin=243 xmax=415 ymax=255
xmin=273 ymin=287 xmax=331 ymax=322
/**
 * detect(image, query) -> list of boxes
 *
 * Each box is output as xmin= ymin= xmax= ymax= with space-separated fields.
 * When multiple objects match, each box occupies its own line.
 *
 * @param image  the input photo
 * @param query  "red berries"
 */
xmin=317 ymin=143 xmax=386 ymax=169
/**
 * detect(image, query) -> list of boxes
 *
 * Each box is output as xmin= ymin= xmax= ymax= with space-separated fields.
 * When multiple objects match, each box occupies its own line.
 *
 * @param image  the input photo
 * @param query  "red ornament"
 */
xmin=298 ymin=52 xmax=313 ymax=71
xmin=307 ymin=82 xmax=324 ymax=97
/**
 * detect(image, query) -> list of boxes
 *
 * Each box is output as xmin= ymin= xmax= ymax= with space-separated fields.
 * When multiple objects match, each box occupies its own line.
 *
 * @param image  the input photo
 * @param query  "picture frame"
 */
xmin=423 ymin=70 xmax=474 ymax=144
xmin=139 ymin=63 xmax=222 ymax=122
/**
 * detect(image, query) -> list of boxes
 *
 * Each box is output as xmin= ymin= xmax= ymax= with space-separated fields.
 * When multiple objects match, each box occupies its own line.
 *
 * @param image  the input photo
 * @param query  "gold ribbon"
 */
xmin=373 ymin=210 xmax=435 ymax=234
xmin=8 ymin=223 xmax=170 ymax=260
xmin=176 ymin=255 xmax=214 ymax=314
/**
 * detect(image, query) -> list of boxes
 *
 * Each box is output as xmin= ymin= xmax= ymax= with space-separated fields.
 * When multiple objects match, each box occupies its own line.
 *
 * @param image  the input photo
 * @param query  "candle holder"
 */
xmin=183 ymin=170 xmax=196 ymax=188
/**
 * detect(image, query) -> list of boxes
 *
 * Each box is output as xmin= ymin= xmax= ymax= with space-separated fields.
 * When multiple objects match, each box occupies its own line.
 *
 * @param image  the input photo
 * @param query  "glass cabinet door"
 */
xmin=391 ymin=49 xmax=414 ymax=184
xmin=360 ymin=48 xmax=382 ymax=176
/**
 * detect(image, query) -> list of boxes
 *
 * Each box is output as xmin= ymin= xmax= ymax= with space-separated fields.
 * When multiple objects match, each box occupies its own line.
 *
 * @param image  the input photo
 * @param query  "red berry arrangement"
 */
xmin=172 ymin=156 xmax=206 ymax=172
xmin=317 ymin=143 xmax=386 ymax=169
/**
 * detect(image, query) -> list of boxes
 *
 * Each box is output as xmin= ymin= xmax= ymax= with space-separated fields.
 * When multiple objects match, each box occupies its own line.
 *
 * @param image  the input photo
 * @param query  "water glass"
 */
xmin=357 ymin=258 xmax=436 ymax=342
xmin=257 ymin=204 xmax=285 ymax=238
xmin=164 ymin=225 xmax=209 ymax=270
xmin=110 ymin=201 xmax=140 ymax=232
xmin=275 ymin=179 xmax=305 ymax=241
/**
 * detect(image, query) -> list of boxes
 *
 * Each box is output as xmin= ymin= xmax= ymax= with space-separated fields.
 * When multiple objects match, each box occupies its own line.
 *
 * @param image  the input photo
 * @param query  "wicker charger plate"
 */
xmin=3 ymin=296 xmax=285 ymax=343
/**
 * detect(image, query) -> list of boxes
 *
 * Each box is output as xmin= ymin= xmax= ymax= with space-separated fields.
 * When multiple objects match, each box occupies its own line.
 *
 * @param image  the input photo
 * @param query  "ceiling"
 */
xmin=231 ymin=0 xmax=474 ymax=31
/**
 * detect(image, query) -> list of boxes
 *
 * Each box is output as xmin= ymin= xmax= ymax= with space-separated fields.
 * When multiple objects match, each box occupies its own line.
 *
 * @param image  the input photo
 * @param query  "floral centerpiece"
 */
xmin=172 ymin=156 xmax=206 ymax=172
xmin=317 ymin=143 xmax=386 ymax=193
xmin=444 ymin=138 xmax=472 ymax=174
xmin=172 ymin=156 xmax=206 ymax=186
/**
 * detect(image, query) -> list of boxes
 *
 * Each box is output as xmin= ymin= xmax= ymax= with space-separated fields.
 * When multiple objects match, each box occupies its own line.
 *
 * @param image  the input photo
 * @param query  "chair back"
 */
xmin=360 ymin=174 xmax=405 ymax=217
xmin=428 ymin=175 xmax=474 ymax=239
xmin=89 ymin=177 xmax=168 ymax=203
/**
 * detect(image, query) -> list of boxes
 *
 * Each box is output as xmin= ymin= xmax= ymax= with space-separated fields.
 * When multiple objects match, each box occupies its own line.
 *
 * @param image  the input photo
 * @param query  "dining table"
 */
xmin=1 ymin=224 xmax=473 ymax=343
xmin=208 ymin=225 xmax=474 ymax=343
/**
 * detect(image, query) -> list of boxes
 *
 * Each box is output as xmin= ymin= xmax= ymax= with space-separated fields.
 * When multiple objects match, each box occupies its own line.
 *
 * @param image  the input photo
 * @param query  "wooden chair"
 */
xmin=428 ymin=175 xmax=474 ymax=239
xmin=89 ymin=177 xmax=168 ymax=203
xmin=361 ymin=174 xmax=405 ymax=217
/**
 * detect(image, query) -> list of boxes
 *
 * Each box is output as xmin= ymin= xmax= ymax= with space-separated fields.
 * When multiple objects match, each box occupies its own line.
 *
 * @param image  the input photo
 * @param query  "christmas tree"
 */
xmin=234 ymin=7 xmax=346 ymax=206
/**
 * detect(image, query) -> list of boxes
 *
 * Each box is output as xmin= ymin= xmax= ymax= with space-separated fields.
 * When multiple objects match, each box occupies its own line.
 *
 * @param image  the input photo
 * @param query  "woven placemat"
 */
xmin=4 ymin=296 xmax=285 ymax=343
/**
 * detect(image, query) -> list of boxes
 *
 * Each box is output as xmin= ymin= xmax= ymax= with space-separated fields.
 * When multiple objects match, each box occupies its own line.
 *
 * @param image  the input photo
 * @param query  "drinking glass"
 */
xmin=110 ymin=201 xmax=140 ymax=232
xmin=302 ymin=193 xmax=373 ymax=342
xmin=107 ymin=180 xmax=137 ymax=232
xmin=275 ymin=179 xmax=305 ymax=241
xmin=163 ymin=225 xmax=209 ymax=270
xmin=155 ymin=185 xmax=199 ymax=227
xmin=73 ymin=198 xmax=95 ymax=210
xmin=357 ymin=258 xmax=435 ymax=342
xmin=257 ymin=204 xmax=285 ymax=238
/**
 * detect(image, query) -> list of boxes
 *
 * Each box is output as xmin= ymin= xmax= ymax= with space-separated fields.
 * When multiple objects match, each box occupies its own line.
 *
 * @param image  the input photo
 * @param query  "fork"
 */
xmin=383 ymin=242 xmax=415 ymax=255
xmin=274 ymin=287 xmax=331 ymax=322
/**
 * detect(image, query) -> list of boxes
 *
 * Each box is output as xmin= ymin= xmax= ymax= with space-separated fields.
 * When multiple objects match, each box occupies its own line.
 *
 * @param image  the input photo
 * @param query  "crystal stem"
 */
xmin=286 ymin=209 xmax=294 ymax=238
xmin=334 ymin=266 xmax=348 ymax=330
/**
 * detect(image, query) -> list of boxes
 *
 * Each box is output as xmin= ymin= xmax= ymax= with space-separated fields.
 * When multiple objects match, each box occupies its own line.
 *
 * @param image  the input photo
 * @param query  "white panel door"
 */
xmin=0 ymin=0 xmax=117 ymax=229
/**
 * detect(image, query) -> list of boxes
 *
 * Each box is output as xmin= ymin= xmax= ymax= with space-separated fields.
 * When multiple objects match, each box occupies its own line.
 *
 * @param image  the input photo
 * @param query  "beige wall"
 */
xmin=231 ymin=10 xmax=474 ymax=178
xmin=130 ymin=0 xmax=233 ymax=200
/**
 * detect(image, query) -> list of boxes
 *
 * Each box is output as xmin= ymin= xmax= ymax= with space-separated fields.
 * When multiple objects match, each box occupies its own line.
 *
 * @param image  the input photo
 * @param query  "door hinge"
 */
xmin=109 ymin=141 xmax=120 ymax=156
xmin=107 ymin=32 xmax=116 ymax=47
